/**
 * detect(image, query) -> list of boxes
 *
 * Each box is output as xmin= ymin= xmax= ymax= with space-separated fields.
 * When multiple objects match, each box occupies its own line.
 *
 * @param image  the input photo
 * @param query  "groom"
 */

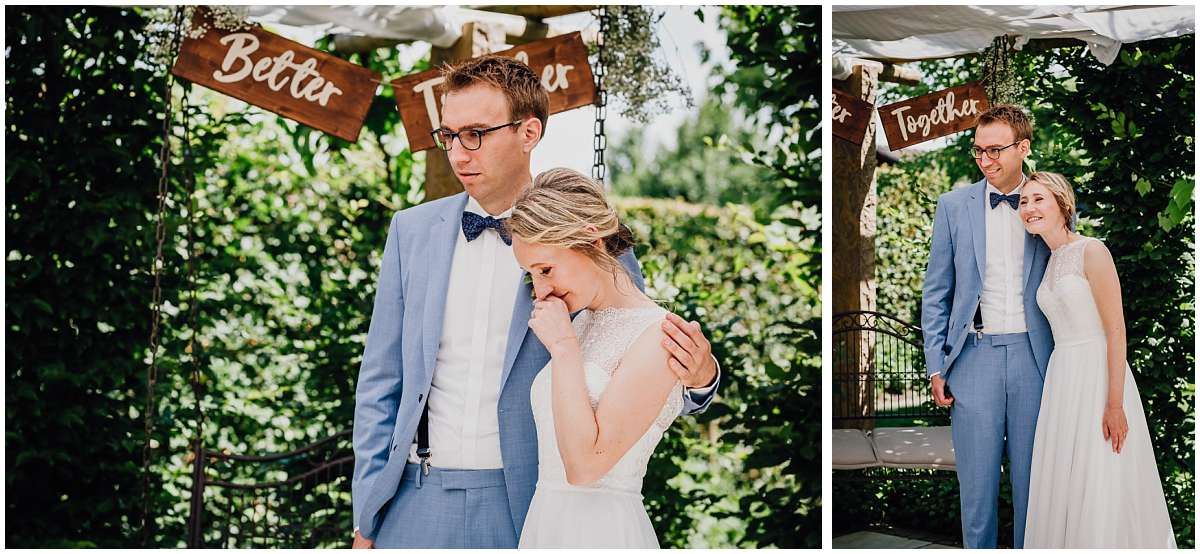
xmin=350 ymin=55 xmax=720 ymax=548
xmin=921 ymin=105 xmax=1053 ymax=548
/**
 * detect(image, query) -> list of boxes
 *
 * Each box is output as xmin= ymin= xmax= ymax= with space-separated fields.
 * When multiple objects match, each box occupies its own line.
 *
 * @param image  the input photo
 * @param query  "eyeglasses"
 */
xmin=430 ymin=120 xmax=524 ymax=151
xmin=971 ymin=141 xmax=1021 ymax=160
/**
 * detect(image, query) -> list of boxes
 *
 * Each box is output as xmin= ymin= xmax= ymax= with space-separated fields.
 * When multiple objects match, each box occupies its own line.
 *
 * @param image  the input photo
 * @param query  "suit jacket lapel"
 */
xmin=1023 ymin=231 xmax=1039 ymax=290
xmin=498 ymin=278 xmax=534 ymax=393
xmin=421 ymin=194 xmax=469 ymax=381
xmin=967 ymin=179 xmax=988 ymax=279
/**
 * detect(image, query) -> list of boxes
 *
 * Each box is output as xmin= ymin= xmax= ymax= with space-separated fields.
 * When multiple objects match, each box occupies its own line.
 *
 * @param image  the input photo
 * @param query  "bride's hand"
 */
xmin=529 ymin=295 xmax=578 ymax=356
xmin=1102 ymin=405 xmax=1128 ymax=454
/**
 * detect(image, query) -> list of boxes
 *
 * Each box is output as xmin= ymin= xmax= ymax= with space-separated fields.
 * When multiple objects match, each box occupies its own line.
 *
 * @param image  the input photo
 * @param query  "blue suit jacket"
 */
xmin=352 ymin=192 xmax=717 ymax=540
xmin=920 ymin=179 xmax=1054 ymax=379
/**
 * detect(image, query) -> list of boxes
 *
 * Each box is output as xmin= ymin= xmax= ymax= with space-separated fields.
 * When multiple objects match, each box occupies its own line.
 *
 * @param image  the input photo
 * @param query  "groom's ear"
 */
xmin=520 ymin=118 xmax=543 ymax=154
xmin=1018 ymin=138 xmax=1032 ymax=156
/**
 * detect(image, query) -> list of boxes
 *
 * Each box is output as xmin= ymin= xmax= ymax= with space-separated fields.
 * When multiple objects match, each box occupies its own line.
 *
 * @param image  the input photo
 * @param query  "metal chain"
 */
xmin=591 ymin=7 xmax=609 ymax=184
xmin=182 ymin=80 xmax=205 ymax=472
xmin=142 ymin=6 xmax=185 ymax=546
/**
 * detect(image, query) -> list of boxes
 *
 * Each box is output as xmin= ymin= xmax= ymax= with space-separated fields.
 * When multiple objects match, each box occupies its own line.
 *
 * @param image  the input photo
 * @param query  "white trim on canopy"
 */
xmin=237 ymin=6 xmax=587 ymax=49
xmin=833 ymin=4 xmax=1195 ymax=71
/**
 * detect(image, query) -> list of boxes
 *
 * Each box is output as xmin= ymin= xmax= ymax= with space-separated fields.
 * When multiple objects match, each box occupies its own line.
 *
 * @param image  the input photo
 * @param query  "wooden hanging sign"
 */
xmin=877 ymin=82 xmax=990 ymax=150
xmin=171 ymin=10 xmax=380 ymax=142
xmin=391 ymin=32 xmax=596 ymax=152
xmin=832 ymin=89 xmax=874 ymax=145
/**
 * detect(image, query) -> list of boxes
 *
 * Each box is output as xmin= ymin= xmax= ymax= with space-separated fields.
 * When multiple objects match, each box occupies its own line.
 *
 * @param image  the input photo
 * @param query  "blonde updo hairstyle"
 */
xmin=1027 ymin=171 xmax=1077 ymax=231
xmin=507 ymin=168 xmax=636 ymax=280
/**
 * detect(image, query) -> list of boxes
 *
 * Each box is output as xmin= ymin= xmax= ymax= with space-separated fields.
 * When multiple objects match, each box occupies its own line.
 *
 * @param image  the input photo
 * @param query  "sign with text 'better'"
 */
xmin=832 ymin=89 xmax=874 ymax=145
xmin=877 ymin=82 xmax=990 ymax=150
xmin=391 ymin=32 xmax=596 ymax=152
xmin=171 ymin=12 xmax=380 ymax=142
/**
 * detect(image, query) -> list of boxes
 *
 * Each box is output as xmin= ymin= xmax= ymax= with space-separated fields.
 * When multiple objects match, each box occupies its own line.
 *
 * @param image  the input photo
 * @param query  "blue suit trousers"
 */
xmin=946 ymin=333 xmax=1044 ymax=549
xmin=373 ymin=464 xmax=517 ymax=548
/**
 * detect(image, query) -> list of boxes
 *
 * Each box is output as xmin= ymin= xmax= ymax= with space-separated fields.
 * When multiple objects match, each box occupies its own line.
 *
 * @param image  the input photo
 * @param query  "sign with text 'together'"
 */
xmin=877 ymin=82 xmax=990 ymax=150
xmin=391 ymin=32 xmax=596 ymax=152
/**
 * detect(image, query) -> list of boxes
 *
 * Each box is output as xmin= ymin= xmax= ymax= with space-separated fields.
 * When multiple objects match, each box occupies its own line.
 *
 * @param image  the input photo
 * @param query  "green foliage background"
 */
xmin=835 ymin=35 xmax=1195 ymax=547
xmin=6 ymin=6 xmax=820 ymax=548
xmin=7 ymin=7 xmax=164 ymax=547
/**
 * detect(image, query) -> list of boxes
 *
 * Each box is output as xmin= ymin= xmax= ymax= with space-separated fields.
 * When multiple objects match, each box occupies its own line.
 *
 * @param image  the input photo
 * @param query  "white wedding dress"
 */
xmin=518 ymin=306 xmax=682 ymax=548
xmin=1025 ymin=236 xmax=1176 ymax=548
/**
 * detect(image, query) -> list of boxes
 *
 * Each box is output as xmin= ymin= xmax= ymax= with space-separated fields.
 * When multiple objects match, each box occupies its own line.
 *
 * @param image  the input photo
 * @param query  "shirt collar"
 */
xmin=985 ymin=174 xmax=1027 ymax=197
xmin=464 ymin=195 xmax=513 ymax=219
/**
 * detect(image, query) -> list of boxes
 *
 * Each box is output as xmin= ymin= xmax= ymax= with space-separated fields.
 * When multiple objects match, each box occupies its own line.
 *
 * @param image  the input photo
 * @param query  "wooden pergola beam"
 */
xmin=879 ymin=64 xmax=923 ymax=86
xmin=832 ymin=63 xmax=881 ymax=429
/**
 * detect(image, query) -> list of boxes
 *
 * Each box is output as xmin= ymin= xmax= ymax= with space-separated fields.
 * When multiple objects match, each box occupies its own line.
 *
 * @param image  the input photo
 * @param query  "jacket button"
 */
xmin=393 ymin=443 xmax=399 ymax=451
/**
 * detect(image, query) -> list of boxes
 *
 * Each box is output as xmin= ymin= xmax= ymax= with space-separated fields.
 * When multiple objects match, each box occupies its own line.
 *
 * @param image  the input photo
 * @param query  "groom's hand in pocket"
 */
xmin=661 ymin=312 xmax=717 ymax=389
xmin=931 ymin=374 xmax=954 ymax=407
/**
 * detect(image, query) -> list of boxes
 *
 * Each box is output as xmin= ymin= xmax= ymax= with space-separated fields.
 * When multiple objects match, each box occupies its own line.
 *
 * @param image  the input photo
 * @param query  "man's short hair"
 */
xmin=441 ymin=55 xmax=549 ymax=137
xmin=975 ymin=104 xmax=1033 ymax=143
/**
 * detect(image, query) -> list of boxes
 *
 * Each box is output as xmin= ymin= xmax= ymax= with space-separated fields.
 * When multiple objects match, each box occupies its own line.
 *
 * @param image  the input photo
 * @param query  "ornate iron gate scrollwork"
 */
xmin=188 ymin=430 xmax=354 ymax=548
xmin=832 ymin=311 xmax=946 ymax=425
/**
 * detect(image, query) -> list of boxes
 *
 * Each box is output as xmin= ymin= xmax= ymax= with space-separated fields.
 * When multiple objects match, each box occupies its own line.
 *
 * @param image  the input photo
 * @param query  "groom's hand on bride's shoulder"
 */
xmin=352 ymin=530 xmax=374 ymax=549
xmin=661 ymin=312 xmax=718 ymax=389
xmin=931 ymin=374 xmax=954 ymax=407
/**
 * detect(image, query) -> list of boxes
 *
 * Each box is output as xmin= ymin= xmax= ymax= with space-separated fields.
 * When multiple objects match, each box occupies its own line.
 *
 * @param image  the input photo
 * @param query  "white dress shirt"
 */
xmin=980 ymin=179 xmax=1027 ymax=334
xmin=408 ymin=196 xmax=523 ymax=469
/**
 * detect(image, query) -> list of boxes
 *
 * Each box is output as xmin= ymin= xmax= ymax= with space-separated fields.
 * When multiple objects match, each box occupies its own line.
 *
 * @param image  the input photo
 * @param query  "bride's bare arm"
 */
xmin=1083 ymin=239 xmax=1129 ymax=453
xmin=549 ymin=323 xmax=678 ymax=485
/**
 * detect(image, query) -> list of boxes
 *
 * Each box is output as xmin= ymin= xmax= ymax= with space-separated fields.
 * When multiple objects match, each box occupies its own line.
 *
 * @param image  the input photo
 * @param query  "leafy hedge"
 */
xmin=619 ymin=197 xmax=820 ymax=548
xmin=7 ymin=7 xmax=166 ymax=546
xmin=623 ymin=6 xmax=823 ymax=547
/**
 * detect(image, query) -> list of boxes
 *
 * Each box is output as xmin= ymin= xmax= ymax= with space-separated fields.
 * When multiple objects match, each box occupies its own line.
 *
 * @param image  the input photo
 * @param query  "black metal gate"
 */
xmin=832 ymin=311 xmax=947 ymax=426
xmin=187 ymin=430 xmax=353 ymax=548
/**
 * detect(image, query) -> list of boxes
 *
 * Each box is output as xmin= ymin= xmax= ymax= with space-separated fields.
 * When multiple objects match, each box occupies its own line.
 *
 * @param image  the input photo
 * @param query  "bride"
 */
xmin=507 ymin=168 xmax=682 ymax=548
xmin=1019 ymin=172 xmax=1176 ymax=548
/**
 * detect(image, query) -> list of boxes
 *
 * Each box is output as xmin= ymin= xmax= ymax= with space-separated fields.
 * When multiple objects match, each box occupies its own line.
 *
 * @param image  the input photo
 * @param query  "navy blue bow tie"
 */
xmin=461 ymin=211 xmax=511 ymax=245
xmin=990 ymin=192 xmax=1020 ymax=210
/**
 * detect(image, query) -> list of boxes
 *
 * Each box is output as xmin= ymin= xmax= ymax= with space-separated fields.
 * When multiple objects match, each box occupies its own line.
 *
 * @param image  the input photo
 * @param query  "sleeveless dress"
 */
xmin=517 ymin=306 xmax=683 ymax=548
xmin=1024 ymin=236 xmax=1176 ymax=548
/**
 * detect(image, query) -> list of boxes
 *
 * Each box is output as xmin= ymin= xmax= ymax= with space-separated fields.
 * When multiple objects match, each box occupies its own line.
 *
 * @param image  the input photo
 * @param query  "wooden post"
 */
xmin=423 ymin=22 xmax=507 ymax=202
xmin=832 ymin=63 xmax=879 ymax=430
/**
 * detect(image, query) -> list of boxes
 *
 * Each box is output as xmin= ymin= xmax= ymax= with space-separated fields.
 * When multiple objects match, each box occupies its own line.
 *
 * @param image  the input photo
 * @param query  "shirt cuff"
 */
xmin=929 ymin=371 xmax=940 ymax=380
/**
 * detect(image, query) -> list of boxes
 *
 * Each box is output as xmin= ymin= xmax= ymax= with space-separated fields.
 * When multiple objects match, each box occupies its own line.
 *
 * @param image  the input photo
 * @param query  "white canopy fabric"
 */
xmin=237 ymin=6 xmax=587 ymax=50
xmin=833 ymin=5 xmax=1195 ymax=69
xmin=239 ymin=6 xmax=463 ymax=47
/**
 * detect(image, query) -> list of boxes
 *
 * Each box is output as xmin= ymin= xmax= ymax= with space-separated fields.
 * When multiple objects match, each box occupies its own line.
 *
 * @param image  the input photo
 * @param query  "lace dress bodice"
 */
xmin=1035 ymin=236 xmax=1106 ymax=347
xmin=529 ymin=306 xmax=682 ymax=495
